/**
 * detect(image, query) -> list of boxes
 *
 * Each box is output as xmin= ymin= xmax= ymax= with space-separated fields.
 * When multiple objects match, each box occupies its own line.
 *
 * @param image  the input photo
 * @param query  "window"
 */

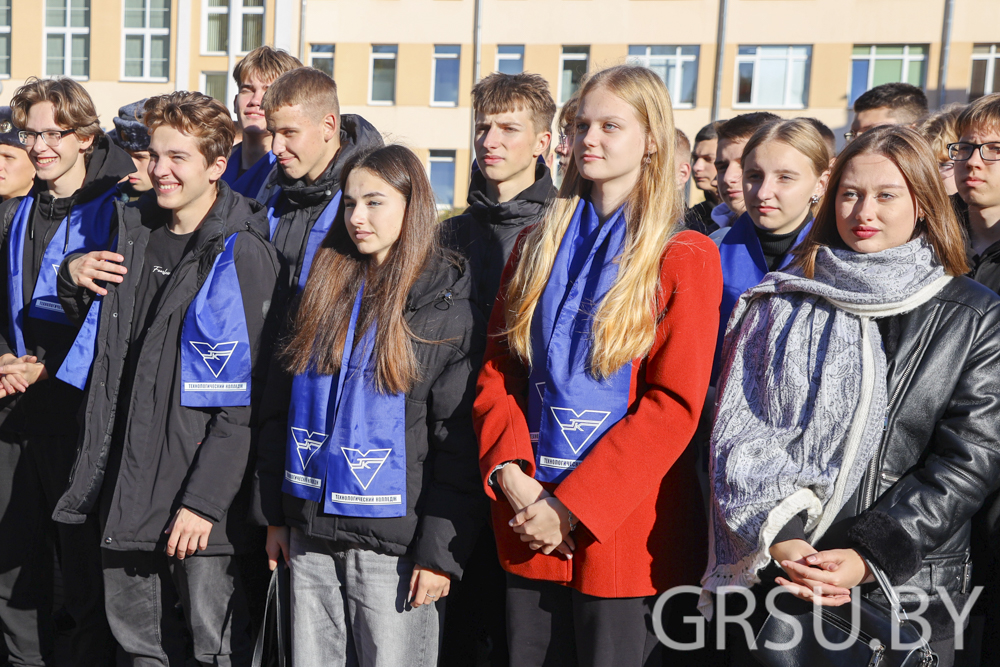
xmin=202 ymin=71 xmax=228 ymax=102
xmin=496 ymin=45 xmax=524 ymax=75
xmin=627 ymin=46 xmax=699 ymax=107
xmin=46 ymin=0 xmax=90 ymax=79
xmin=971 ymin=45 xmax=1000 ymax=102
xmin=432 ymin=45 xmax=461 ymax=106
xmin=850 ymin=45 xmax=927 ymax=107
xmin=559 ymin=46 xmax=589 ymax=105
xmin=0 ymin=0 xmax=10 ymax=78
xmin=202 ymin=0 xmax=263 ymax=56
xmin=429 ymin=150 xmax=456 ymax=209
xmin=123 ymin=0 xmax=170 ymax=81
xmin=310 ymin=44 xmax=334 ymax=78
xmin=734 ymin=45 xmax=811 ymax=109
xmin=370 ymin=45 xmax=397 ymax=105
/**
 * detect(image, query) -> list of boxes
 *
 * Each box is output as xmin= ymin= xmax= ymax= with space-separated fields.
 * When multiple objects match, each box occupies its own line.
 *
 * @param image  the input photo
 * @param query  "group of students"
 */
xmin=0 ymin=41 xmax=999 ymax=667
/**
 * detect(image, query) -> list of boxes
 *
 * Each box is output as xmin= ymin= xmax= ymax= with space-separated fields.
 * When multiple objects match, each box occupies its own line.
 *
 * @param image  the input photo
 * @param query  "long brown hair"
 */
xmin=284 ymin=144 xmax=440 ymax=394
xmin=504 ymin=65 xmax=684 ymax=378
xmin=792 ymin=125 xmax=968 ymax=278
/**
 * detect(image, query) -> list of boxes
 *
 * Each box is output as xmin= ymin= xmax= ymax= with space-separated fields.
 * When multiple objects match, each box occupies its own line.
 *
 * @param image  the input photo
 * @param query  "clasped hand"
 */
xmin=498 ymin=463 xmax=575 ymax=558
xmin=0 ymin=353 xmax=46 ymax=397
xmin=769 ymin=538 xmax=874 ymax=606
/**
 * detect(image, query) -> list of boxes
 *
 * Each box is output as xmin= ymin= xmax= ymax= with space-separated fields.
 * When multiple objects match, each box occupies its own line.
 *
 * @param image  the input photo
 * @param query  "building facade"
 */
xmin=1 ymin=0 xmax=997 ymax=208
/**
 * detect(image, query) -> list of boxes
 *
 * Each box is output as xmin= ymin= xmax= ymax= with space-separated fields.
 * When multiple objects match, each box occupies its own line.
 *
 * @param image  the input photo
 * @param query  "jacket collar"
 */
xmin=465 ymin=162 xmax=554 ymax=227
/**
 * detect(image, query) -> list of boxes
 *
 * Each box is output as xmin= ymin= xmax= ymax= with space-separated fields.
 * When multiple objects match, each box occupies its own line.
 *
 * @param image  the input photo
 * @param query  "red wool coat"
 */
xmin=474 ymin=230 xmax=723 ymax=599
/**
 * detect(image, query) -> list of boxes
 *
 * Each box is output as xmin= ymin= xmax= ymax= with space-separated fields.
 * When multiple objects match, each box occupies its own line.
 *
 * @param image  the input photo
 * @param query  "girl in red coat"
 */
xmin=474 ymin=64 xmax=723 ymax=666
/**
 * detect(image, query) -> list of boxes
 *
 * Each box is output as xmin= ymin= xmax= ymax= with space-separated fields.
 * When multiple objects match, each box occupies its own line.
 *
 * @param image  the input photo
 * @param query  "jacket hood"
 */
xmin=275 ymin=113 xmax=384 ymax=210
xmin=465 ymin=162 xmax=554 ymax=227
xmin=48 ymin=133 xmax=136 ymax=204
xmin=406 ymin=250 xmax=471 ymax=313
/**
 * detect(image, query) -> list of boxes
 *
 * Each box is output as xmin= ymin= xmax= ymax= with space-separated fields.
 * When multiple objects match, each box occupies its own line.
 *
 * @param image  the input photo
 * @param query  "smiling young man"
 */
xmin=111 ymin=99 xmax=154 ymax=200
xmin=54 ymin=92 xmax=280 ymax=666
xmin=442 ymin=72 xmax=555 ymax=320
xmin=0 ymin=77 xmax=133 ymax=667
xmin=223 ymin=46 xmax=303 ymax=200
xmin=0 ymin=107 xmax=35 ymax=201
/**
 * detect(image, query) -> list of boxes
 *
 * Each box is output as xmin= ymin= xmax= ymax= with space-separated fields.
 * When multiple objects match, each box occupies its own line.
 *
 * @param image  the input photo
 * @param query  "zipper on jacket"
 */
xmin=861 ymin=315 xmax=935 ymax=510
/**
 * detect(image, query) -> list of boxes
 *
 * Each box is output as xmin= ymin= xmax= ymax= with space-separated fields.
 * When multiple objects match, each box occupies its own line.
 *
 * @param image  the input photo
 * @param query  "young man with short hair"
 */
xmin=954 ymin=94 xmax=1000 ymax=291
xmin=224 ymin=45 xmax=303 ymax=200
xmin=804 ymin=116 xmax=837 ymax=159
xmin=54 ymin=91 xmax=280 ymax=666
xmin=711 ymin=112 xmax=779 ymax=230
xmin=676 ymin=129 xmax=708 ymax=234
xmin=111 ymin=99 xmax=154 ymax=199
xmin=442 ymin=71 xmax=556 ymax=320
xmin=0 ymin=107 xmax=35 ymax=201
xmin=690 ymin=121 xmax=722 ymax=232
xmin=848 ymin=82 xmax=928 ymax=142
xmin=0 ymin=77 xmax=132 ymax=667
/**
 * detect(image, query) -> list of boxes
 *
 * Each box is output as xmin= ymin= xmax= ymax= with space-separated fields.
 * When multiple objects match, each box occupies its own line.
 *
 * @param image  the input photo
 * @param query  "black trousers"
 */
xmin=439 ymin=528 xmax=509 ymax=667
xmin=505 ymin=573 xmax=668 ymax=667
xmin=0 ymin=431 xmax=116 ymax=667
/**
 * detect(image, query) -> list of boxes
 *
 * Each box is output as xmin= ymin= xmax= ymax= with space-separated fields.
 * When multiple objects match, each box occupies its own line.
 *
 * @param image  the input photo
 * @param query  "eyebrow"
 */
xmin=841 ymin=182 xmax=907 ymax=190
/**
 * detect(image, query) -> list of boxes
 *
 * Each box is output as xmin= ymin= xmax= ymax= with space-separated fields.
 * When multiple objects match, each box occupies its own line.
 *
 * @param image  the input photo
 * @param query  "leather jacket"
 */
xmin=816 ymin=276 xmax=1000 ymax=637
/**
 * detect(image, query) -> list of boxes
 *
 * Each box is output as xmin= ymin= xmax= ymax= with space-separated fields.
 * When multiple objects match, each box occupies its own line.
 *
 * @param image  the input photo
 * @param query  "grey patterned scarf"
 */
xmin=699 ymin=238 xmax=951 ymax=619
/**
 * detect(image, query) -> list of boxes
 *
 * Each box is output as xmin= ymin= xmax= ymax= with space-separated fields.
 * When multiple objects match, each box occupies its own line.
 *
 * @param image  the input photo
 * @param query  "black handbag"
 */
xmin=750 ymin=562 xmax=937 ymax=667
xmin=252 ymin=559 xmax=292 ymax=667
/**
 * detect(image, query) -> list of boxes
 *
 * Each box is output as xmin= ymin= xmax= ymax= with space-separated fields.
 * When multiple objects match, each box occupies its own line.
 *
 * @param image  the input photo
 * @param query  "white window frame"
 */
xmin=0 ymin=0 xmax=11 ymax=79
xmin=626 ymin=46 xmax=698 ymax=109
xmin=45 ymin=0 xmax=90 ymax=81
xmin=733 ymin=45 xmax=811 ymax=110
xmin=309 ymin=43 xmax=335 ymax=77
xmin=368 ymin=45 xmax=397 ymax=106
xmin=971 ymin=44 xmax=1000 ymax=98
xmin=431 ymin=45 xmax=461 ymax=108
xmin=558 ymin=46 xmax=589 ymax=105
xmin=495 ymin=45 xmax=524 ymax=75
xmin=121 ymin=0 xmax=170 ymax=82
xmin=201 ymin=0 xmax=263 ymax=57
xmin=200 ymin=70 xmax=228 ymax=102
xmin=850 ymin=44 xmax=927 ymax=104
xmin=428 ymin=150 xmax=457 ymax=210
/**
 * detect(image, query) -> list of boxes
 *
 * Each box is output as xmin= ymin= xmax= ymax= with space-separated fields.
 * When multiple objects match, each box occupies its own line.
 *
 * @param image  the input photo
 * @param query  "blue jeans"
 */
xmin=289 ymin=528 xmax=440 ymax=667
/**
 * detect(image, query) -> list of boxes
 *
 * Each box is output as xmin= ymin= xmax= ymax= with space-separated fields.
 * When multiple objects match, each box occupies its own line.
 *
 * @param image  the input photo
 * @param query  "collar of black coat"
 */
xmin=404 ymin=249 xmax=471 ymax=315
xmin=464 ymin=161 xmax=555 ymax=226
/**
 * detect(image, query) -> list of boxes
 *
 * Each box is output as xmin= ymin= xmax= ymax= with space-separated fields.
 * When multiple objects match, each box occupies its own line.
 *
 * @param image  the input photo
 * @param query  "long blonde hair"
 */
xmin=504 ymin=65 xmax=683 ymax=378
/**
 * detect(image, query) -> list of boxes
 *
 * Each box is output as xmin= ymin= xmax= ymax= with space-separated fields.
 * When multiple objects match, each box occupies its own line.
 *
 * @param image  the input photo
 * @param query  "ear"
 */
xmin=323 ymin=112 xmax=339 ymax=141
xmin=676 ymin=161 xmax=691 ymax=188
xmin=646 ymin=135 xmax=658 ymax=156
xmin=532 ymin=130 xmax=552 ymax=158
xmin=78 ymin=133 xmax=95 ymax=153
xmin=815 ymin=168 xmax=831 ymax=197
xmin=206 ymin=155 xmax=228 ymax=183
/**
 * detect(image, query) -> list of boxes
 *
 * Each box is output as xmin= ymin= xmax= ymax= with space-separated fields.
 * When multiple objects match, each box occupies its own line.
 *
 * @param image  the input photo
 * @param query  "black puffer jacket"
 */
xmin=806 ymin=276 xmax=1000 ymax=638
xmin=441 ymin=162 xmax=554 ymax=319
xmin=0 ymin=135 xmax=135 ymax=435
xmin=260 ymin=114 xmax=383 ymax=293
xmin=52 ymin=182 xmax=280 ymax=555
xmin=254 ymin=252 xmax=487 ymax=579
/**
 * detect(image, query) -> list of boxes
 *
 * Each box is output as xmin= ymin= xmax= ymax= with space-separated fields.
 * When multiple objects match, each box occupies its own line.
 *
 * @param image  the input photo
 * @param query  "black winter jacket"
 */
xmin=441 ymin=162 xmax=554 ymax=320
xmin=0 ymin=135 xmax=135 ymax=436
xmin=260 ymin=114 xmax=383 ymax=294
xmin=802 ymin=277 xmax=1000 ymax=638
xmin=254 ymin=252 xmax=487 ymax=579
xmin=52 ymin=182 xmax=280 ymax=555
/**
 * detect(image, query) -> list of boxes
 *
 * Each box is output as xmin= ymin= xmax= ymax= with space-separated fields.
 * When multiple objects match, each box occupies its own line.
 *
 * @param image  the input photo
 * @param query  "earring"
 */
xmin=643 ymin=154 xmax=651 ymax=165
xmin=810 ymin=194 xmax=820 ymax=205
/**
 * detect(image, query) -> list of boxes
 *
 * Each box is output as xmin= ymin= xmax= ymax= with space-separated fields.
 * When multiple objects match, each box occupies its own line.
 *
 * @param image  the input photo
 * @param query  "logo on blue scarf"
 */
xmin=341 ymin=448 xmax=392 ymax=490
xmin=189 ymin=340 xmax=240 ymax=378
xmin=291 ymin=427 xmax=328 ymax=470
xmin=551 ymin=407 xmax=611 ymax=454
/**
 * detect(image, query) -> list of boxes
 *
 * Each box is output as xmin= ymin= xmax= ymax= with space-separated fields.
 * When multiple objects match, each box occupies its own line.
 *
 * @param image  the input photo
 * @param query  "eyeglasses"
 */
xmin=18 ymin=128 xmax=77 ymax=148
xmin=948 ymin=142 xmax=1000 ymax=162
xmin=938 ymin=161 xmax=955 ymax=174
xmin=844 ymin=131 xmax=858 ymax=143
xmin=557 ymin=132 xmax=570 ymax=147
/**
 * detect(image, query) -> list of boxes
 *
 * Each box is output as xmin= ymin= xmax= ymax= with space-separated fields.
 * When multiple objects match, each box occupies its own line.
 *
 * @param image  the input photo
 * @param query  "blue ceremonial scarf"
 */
xmin=713 ymin=212 xmax=812 ymax=383
xmin=58 ymin=233 xmax=252 ymax=404
xmin=527 ymin=199 xmax=632 ymax=484
xmin=221 ymin=145 xmax=276 ymax=200
xmin=283 ymin=285 xmax=407 ymax=518
xmin=7 ymin=186 xmax=118 ymax=357
xmin=266 ymin=188 xmax=341 ymax=290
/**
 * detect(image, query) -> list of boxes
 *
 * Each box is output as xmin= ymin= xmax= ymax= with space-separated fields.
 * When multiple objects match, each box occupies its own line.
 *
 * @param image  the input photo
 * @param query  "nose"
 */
xmin=754 ymin=176 xmax=775 ymax=201
xmin=725 ymin=164 xmax=741 ymax=187
xmin=250 ymin=89 xmax=264 ymax=108
xmin=482 ymin=126 xmax=501 ymax=149
xmin=151 ymin=156 xmax=170 ymax=179
xmin=271 ymin=134 xmax=285 ymax=155
xmin=348 ymin=204 xmax=366 ymax=227
xmin=855 ymin=194 xmax=877 ymax=221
